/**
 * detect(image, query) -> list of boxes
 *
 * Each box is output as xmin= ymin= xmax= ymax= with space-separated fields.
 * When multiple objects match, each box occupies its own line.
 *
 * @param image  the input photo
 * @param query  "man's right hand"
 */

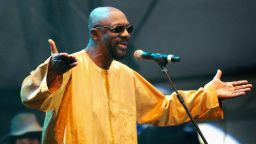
xmin=47 ymin=39 xmax=78 ymax=87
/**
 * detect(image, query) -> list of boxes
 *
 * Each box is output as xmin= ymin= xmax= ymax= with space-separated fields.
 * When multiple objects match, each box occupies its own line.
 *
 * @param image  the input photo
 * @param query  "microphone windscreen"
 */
xmin=133 ymin=50 xmax=143 ymax=59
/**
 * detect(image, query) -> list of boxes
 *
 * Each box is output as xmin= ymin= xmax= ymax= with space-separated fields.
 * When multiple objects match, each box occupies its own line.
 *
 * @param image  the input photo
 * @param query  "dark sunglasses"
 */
xmin=94 ymin=24 xmax=134 ymax=33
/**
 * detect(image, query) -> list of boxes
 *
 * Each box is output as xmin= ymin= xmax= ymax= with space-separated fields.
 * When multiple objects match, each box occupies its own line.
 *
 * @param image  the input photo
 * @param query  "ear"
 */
xmin=90 ymin=28 xmax=100 ymax=40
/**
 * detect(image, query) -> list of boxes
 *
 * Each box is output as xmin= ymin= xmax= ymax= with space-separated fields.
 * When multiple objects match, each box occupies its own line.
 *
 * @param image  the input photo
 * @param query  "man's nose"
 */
xmin=119 ymin=28 xmax=130 ymax=38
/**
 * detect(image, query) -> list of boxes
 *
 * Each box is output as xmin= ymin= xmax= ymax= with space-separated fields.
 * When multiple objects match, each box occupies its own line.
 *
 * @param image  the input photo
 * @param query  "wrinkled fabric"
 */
xmin=21 ymin=50 xmax=223 ymax=144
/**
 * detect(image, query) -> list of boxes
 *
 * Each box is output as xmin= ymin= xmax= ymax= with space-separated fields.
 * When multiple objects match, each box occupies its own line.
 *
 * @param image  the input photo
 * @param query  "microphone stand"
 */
xmin=156 ymin=60 xmax=208 ymax=144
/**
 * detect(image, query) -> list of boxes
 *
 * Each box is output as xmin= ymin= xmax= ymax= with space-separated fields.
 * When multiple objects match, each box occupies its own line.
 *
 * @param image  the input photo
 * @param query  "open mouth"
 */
xmin=118 ymin=42 xmax=128 ymax=49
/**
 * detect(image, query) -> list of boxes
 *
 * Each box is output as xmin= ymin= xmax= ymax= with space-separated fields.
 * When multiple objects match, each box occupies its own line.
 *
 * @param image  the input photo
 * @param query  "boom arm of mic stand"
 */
xmin=157 ymin=61 xmax=208 ymax=144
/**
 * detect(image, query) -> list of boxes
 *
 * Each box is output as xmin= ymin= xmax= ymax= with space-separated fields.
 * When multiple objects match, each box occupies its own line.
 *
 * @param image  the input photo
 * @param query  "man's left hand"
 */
xmin=205 ymin=69 xmax=253 ymax=100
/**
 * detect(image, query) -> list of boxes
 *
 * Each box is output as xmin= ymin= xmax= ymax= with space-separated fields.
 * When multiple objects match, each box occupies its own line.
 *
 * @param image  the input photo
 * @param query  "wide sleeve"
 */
xmin=134 ymin=71 xmax=223 ymax=126
xmin=20 ymin=58 xmax=71 ymax=112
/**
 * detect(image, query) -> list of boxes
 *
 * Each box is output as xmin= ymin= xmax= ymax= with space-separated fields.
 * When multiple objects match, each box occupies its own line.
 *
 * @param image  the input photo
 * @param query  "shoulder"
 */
xmin=71 ymin=50 xmax=85 ymax=58
xmin=70 ymin=50 xmax=90 ymax=64
xmin=111 ymin=61 xmax=147 ymax=81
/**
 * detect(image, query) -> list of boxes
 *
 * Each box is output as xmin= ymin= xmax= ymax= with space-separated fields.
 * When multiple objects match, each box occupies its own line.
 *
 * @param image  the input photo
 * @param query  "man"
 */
xmin=20 ymin=7 xmax=252 ymax=144
xmin=0 ymin=113 xmax=42 ymax=144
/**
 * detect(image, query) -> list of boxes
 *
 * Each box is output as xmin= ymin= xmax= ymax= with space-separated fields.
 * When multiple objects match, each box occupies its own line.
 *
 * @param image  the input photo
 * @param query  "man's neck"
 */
xmin=85 ymin=43 xmax=113 ymax=70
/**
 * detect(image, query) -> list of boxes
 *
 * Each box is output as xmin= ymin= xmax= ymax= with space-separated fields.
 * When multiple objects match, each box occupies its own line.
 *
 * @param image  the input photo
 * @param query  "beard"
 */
xmin=106 ymin=38 xmax=129 ymax=60
xmin=109 ymin=46 xmax=127 ymax=60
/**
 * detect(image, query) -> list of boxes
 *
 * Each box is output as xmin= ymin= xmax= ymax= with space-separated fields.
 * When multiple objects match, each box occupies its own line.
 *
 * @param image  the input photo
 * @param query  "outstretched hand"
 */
xmin=48 ymin=39 xmax=78 ymax=75
xmin=205 ymin=70 xmax=252 ymax=100
xmin=47 ymin=39 xmax=78 ymax=86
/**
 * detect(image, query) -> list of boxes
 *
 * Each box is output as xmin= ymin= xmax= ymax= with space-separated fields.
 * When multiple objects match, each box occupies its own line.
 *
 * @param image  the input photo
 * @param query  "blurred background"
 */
xmin=1 ymin=0 xmax=256 ymax=143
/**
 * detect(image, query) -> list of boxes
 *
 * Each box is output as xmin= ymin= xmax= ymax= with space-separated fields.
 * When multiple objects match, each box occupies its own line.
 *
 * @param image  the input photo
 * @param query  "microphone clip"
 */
xmin=156 ymin=58 xmax=168 ymax=68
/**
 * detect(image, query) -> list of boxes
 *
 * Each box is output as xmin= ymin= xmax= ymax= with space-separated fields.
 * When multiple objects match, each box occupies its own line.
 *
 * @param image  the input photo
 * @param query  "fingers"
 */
xmin=230 ymin=91 xmax=246 ymax=98
xmin=61 ymin=61 xmax=78 ymax=73
xmin=52 ymin=53 xmax=77 ymax=61
xmin=66 ymin=61 xmax=78 ymax=69
xmin=233 ymin=83 xmax=253 ymax=90
xmin=48 ymin=39 xmax=59 ymax=55
xmin=231 ymin=86 xmax=252 ymax=96
xmin=228 ymin=86 xmax=252 ymax=99
xmin=50 ymin=53 xmax=78 ymax=75
xmin=52 ymin=55 xmax=77 ymax=66
xmin=231 ymin=80 xmax=252 ymax=94
xmin=51 ymin=53 xmax=77 ymax=66
xmin=213 ymin=69 xmax=222 ymax=80
xmin=53 ymin=58 xmax=77 ymax=65
xmin=59 ymin=61 xmax=78 ymax=73
xmin=235 ymin=87 xmax=252 ymax=93
xmin=231 ymin=80 xmax=250 ymax=86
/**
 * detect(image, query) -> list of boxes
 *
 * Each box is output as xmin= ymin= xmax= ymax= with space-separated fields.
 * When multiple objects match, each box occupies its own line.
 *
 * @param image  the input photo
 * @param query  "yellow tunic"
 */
xmin=20 ymin=50 xmax=223 ymax=144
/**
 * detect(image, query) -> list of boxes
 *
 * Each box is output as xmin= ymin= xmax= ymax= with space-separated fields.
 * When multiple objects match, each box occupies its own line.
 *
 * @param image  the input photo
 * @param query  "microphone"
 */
xmin=134 ymin=50 xmax=181 ymax=63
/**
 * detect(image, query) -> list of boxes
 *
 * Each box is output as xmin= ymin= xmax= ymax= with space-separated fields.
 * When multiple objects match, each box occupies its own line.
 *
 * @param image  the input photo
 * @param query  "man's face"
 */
xmin=98 ymin=11 xmax=132 ymax=60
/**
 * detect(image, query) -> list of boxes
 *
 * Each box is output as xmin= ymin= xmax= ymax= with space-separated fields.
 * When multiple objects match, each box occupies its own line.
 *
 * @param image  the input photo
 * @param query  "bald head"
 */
xmin=88 ymin=7 xmax=128 ymax=30
xmin=86 ymin=7 xmax=131 ymax=62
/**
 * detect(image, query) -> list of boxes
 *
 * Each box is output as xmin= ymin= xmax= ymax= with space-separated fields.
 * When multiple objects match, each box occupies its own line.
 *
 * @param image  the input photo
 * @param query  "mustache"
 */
xmin=117 ymin=37 xmax=130 ymax=43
